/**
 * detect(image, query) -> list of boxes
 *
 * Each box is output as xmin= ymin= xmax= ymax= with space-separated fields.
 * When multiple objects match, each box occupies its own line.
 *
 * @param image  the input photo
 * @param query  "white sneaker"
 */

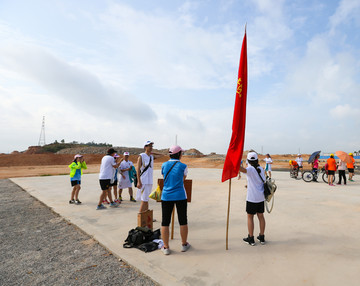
xmin=162 ymin=247 xmax=170 ymax=255
xmin=181 ymin=243 xmax=191 ymax=252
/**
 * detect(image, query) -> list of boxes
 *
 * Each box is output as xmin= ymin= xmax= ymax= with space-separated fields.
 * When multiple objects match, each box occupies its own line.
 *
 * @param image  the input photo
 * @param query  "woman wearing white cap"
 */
xmin=239 ymin=151 xmax=266 ymax=246
xmin=68 ymin=154 xmax=87 ymax=204
xmin=118 ymin=152 xmax=136 ymax=202
xmin=160 ymin=145 xmax=190 ymax=255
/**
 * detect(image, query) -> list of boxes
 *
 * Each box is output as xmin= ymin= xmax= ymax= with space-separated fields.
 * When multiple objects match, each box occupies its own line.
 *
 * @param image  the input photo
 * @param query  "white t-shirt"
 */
xmin=119 ymin=160 xmax=134 ymax=183
xmin=99 ymin=155 xmax=116 ymax=180
xmin=139 ymin=153 xmax=154 ymax=184
xmin=246 ymin=165 xmax=265 ymax=203
xmin=296 ymin=157 xmax=303 ymax=167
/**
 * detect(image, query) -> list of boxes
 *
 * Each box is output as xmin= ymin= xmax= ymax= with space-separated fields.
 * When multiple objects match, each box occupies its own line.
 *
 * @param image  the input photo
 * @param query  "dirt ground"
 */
xmin=0 ymin=153 xmax=314 ymax=179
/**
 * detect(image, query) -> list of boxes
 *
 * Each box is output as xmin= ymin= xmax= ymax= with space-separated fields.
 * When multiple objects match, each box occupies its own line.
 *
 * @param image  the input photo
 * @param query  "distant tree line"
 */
xmin=42 ymin=140 xmax=112 ymax=153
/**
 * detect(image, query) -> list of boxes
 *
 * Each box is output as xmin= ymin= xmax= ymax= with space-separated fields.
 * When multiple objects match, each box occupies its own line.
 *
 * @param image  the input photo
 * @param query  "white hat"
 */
xmin=298 ymin=154 xmax=301 ymax=156
xmin=247 ymin=152 xmax=258 ymax=161
xmin=74 ymin=154 xmax=83 ymax=159
xmin=144 ymin=140 xmax=154 ymax=147
xmin=123 ymin=152 xmax=130 ymax=156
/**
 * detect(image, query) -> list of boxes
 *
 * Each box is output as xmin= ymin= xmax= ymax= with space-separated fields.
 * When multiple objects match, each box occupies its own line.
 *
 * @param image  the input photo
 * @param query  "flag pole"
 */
xmin=226 ymin=178 xmax=232 ymax=250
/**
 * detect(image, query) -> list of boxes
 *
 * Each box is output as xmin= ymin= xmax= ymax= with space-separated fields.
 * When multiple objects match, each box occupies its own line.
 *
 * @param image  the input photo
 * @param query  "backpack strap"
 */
xmin=164 ymin=161 xmax=179 ymax=183
xmin=255 ymin=167 xmax=265 ymax=183
xmin=140 ymin=155 xmax=152 ymax=177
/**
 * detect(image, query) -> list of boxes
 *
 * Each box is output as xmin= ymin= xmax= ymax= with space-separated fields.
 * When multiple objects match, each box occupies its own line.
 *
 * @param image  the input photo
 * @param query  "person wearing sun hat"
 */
xmin=160 ymin=145 xmax=190 ymax=255
xmin=238 ymin=151 xmax=266 ymax=246
xmin=68 ymin=154 xmax=87 ymax=205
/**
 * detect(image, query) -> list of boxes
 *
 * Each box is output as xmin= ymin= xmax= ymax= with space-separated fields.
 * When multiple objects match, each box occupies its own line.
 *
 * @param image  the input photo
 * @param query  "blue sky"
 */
xmin=0 ymin=0 xmax=359 ymax=154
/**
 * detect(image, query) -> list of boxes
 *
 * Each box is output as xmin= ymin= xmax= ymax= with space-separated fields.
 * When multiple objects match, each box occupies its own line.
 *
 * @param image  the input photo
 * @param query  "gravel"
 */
xmin=0 ymin=179 xmax=158 ymax=286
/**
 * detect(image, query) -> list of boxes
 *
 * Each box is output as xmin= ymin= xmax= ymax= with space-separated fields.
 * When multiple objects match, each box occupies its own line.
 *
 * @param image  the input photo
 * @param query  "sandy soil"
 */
xmin=0 ymin=153 xmax=317 ymax=179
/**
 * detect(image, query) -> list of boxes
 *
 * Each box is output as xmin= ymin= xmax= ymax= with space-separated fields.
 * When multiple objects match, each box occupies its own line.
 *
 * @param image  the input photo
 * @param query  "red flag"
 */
xmin=222 ymin=31 xmax=248 ymax=182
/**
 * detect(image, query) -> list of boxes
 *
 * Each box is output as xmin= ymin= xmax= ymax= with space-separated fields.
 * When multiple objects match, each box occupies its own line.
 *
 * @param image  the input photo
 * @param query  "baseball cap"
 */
xmin=123 ymin=152 xmax=130 ymax=156
xmin=114 ymin=153 xmax=120 ymax=158
xmin=144 ymin=140 xmax=154 ymax=147
xmin=298 ymin=154 xmax=301 ymax=156
xmin=74 ymin=154 xmax=83 ymax=159
xmin=247 ymin=152 xmax=258 ymax=161
xmin=169 ymin=145 xmax=185 ymax=154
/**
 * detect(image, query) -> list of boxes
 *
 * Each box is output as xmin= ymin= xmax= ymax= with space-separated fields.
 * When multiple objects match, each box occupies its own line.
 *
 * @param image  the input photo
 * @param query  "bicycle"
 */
xmin=302 ymin=167 xmax=336 ymax=183
xmin=290 ymin=167 xmax=301 ymax=179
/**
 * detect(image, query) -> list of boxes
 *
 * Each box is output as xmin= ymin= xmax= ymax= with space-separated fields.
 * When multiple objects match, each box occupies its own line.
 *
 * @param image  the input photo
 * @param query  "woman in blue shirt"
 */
xmin=69 ymin=154 xmax=87 ymax=204
xmin=161 ymin=145 xmax=190 ymax=255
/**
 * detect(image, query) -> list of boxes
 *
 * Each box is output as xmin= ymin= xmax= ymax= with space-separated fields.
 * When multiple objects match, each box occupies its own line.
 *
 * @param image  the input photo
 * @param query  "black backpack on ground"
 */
xmin=123 ymin=227 xmax=160 ymax=250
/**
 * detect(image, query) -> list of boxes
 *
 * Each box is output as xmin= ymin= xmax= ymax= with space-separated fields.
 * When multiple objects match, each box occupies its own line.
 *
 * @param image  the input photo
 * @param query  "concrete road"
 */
xmin=11 ymin=169 xmax=360 ymax=286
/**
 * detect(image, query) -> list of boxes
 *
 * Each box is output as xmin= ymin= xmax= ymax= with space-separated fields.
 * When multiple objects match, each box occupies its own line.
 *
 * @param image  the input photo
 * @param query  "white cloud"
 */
xmin=329 ymin=0 xmax=360 ymax=32
xmin=98 ymin=3 xmax=240 ymax=90
xmin=0 ymin=43 xmax=156 ymax=122
xmin=330 ymin=104 xmax=360 ymax=120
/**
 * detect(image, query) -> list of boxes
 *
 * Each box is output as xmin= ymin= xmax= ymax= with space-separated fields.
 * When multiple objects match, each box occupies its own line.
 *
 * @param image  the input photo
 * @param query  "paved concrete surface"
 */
xmin=11 ymin=169 xmax=360 ymax=286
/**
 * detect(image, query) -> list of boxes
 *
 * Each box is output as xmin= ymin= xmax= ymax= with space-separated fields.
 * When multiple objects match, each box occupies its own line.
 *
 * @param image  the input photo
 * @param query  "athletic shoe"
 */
xmin=96 ymin=204 xmax=107 ymax=210
xmin=336 ymin=183 xmax=341 ymax=185
xmin=69 ymin=200 xmax=75 ymax=204
xmin=114 ymin=199 xmax=121 ymax=204
xmin=162 ymin=247 xmax=170 ymax=255
xmin=119 ymin=196 xmax=123 ymax=201
xmin=243 ymin=235 xmax=255 ymax=246
xmin=257 ymin=234 xmax=265 ymax=245
xmin=103 ymin=199 xmax=110 ymax=204
xmin=75 ymin=199 xmax=82 ymax=204
xmin=181 ymin=243 xmax=191 ymax=252
xmin=329 ymin=184 xmax=335 ymax=186
xmin=110 ymin=202 xmax=118 ymax=208
xmin=130 ymin=197 xmax=137 ymax=202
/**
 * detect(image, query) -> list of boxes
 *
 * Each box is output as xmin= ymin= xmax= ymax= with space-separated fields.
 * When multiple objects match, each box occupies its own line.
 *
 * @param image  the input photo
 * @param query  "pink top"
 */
xmin=313 ymin=159 xmax=319 ymax=169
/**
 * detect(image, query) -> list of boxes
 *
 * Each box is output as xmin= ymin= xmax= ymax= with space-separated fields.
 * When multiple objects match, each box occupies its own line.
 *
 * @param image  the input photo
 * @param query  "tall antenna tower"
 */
xmin=38 ymin=116 xmax=46 ymax=146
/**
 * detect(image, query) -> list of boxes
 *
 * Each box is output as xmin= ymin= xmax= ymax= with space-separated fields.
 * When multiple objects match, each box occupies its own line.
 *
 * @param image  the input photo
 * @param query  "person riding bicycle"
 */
xmin=289 ymin=160 xmax=299 ymax=178
xmin=311 ymin=154 xmax=320 ymax=182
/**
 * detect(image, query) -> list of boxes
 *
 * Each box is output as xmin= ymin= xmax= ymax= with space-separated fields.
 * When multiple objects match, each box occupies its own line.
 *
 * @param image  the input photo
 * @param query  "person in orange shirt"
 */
xmin=289 ymin=160 xmax=299 ymax=178
xmin=327 ymin=154 xmax=337 ymax=186
xmin=347 ymin=153 xmax=356 ymax=181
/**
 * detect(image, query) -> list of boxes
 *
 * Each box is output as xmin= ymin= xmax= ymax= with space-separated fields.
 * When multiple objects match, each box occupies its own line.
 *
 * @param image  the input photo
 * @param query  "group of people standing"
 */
xmin=325 ymin=153 xmax=355 ymax=186
xmin=67 ymin=140 xmax=190 ymax=255
xmin=288 ymin=153 xmax=356 ymax=186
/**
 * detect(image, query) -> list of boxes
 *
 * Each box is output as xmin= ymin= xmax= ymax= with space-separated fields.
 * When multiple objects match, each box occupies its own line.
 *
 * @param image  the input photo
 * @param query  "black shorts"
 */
xmin=299 ymin=166 xmax=303 ymax=169
xmin=348 ymin=168 xmax=354 ymax=173
xmin=161 ymin=200 xmax=188 ymax=226
xmin=71 ymin=180 xmax=81 ymax=187
xmin=246 ymin=201 xmax=264 ymax=215
xmin=110 ymin=180 xmax=118 ymax=186
xmin=99 ymin=179 xmax=111 ymax=191
xmin=327 ymin=170 xmax=335 ymax=175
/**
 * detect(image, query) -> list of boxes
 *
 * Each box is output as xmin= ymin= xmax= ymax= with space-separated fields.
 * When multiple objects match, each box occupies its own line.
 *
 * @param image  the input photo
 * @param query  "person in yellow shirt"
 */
xmin=69 ymin=154 xmax=87 ymax=204
xmin=326 ymin=154 xmax=337 ymax=186
xmin=347 ymin=153 xmax=356 ymax=181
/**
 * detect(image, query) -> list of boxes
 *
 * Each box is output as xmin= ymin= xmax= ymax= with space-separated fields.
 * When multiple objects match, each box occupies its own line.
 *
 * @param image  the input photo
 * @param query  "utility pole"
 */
xmin=38 ymin=116 xmax=46 ymax=146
